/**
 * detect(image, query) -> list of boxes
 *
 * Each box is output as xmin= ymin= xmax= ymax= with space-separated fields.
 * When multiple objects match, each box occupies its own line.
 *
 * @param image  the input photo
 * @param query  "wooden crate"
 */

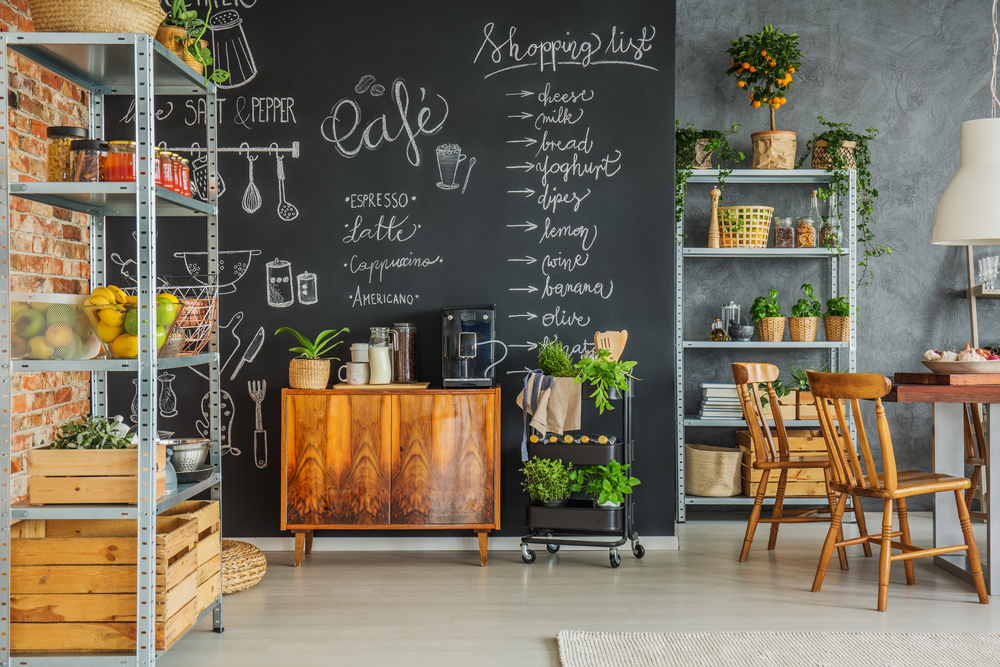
xmin=740 ymin=462 xmax=827 ymax=484
xmin=735 ymin=429 xmax=831 ymax=458
xmin=27 ymin=443 xmax=167 ymax=504
xmin=741 ymin=476 xmax=828 ymax=498
xmin=160 ymin=501 xmax=221 ymax=614
xmin=11 ymin=515 xmax=198 ymax=652
xmin=761 ymin=403 xmax=796 ymax=420
xmin=797 ymin=391 xmax=817 ymax=419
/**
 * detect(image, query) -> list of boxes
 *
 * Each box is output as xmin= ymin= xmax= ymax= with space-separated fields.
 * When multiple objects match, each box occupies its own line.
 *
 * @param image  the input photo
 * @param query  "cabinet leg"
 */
xmin=476 ymin=530 xmax=489 ymax=566
xmin=293 ymin=531 xmax=305 ymax=567
xmin=304 ymin=530 xmax=314 ymax=555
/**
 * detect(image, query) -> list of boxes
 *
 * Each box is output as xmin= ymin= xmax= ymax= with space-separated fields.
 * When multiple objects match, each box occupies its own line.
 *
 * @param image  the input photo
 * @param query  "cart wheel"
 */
xmin=632 ymin=543 xmax=645 ymax=559
xmin=610 ymin=548 xmax=621 ymax=568
xmin=546 ymin=544 xmax=560 ymax=553
xmin=521 ymin=545 xmax=536 ymax=564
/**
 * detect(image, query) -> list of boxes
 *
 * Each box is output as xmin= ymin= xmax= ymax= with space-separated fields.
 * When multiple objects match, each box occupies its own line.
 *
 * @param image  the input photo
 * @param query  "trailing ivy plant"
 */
xmin=675 ymin=121 xmax=744 ymax=243
xmin=796 ymin=116 xmax=888 ymax=287
xmin=162 ymin=0 xmax=231 ymax=86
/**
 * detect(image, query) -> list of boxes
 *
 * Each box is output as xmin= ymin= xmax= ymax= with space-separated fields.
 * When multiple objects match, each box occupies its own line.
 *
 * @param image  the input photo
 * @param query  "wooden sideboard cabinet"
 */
xmin=281 ymin=387 xmax=501 ymax=566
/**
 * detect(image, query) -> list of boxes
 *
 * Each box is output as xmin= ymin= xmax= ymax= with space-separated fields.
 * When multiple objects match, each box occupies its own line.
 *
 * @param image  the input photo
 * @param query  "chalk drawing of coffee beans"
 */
xmin=370 ymin=83 xmax=385 ymax=97
xmin=355 ymin=74 xmax=375 ymax=94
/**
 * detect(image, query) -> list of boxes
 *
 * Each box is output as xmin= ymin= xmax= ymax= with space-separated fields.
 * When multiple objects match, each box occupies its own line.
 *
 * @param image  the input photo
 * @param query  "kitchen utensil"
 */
xmin=368 ymin=327 xmax=395 ymax=385
xmin=163 ymin=438 xmax=211 ymax=472
xmin=241 ymin=149 xmax=262 ymax=214
xmin=722 ymin=302 xmax=740 ymax=330
xmin=231 ymin=326 xmax=264 ymax=380
xmin=209 ymin=9 xmax=258 ymax=89
xmin=221 ymin=311 xmax=244 ymax=374
xmin=189 ymin=144 xmax=226 ymax=201
xmin=249 ymin=380 xmax=267 ymax=469
xmin=199 ymin=389 xmax=238 ymax=456
xmin=728 ymin=315 xmax=754 ymax=342
xmin=173 ymin=249 xmax=261 ymax=295
xmin=922 ymin=360 xmax=1000 ymax=374
xmin=177 ymin=464 xmax=215 ymax=483
xmin=266 ymin=258 xmax=295 ymax=307
xmin=462 ymin=156 xmax=476 ymax=194
xmin=275 ymin=154 xmax=298 ymax=221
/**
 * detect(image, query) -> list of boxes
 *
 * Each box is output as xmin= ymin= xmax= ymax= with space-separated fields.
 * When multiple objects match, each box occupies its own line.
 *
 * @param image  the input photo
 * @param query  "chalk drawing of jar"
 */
xmin=266 ymin=258 xmax=294 ymax=308
xmin=209 ymin=10 xmax=258 ymax=89
xmin=297 ymin=272 xmax=317 ymax=305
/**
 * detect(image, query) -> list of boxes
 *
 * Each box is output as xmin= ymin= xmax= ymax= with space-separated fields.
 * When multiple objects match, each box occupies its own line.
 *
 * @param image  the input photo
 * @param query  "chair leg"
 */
xmin=852 ymin=494 xmax=873 ymax=557
xmin=896 ymin=498 xmax=915 ymax=586
xmin=966 ymin=466 xmax=981 ymax=512
xmin=955 ymin=489 xmax=990 ymax=604
xmin=812 ymin=492 xmax=848 ymax=593
xmin=740 ymin=470 xmax=770 ymax=562
xmin=768 ymin=469 xmax=789 ymax=551
xmin=877 ymin=499 xmax=893 ymax=612
xmin=823 ymin=469 xmax=848 ymax=570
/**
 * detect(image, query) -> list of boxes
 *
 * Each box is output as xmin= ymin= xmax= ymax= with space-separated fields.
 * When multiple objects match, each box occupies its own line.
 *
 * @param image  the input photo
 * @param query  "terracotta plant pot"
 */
xmin=755 ymin=317 xmax=786 ymax=342
xmin=751 ymin=130 xmax=797 ymax=170
xmin=812 ymin=139 xmax=857 ymax=170
xmin=155 ymin=25 xmax=207 ymax=74
xmin=788 ymin=316 xmax=819 ymax=342
xmin=691 ymin=138 xmax=714 ymax=169
xmin=823 ymin=316 xmax=850 ymax=342
xmin=288 ymin=359 xmax=331 ymax=389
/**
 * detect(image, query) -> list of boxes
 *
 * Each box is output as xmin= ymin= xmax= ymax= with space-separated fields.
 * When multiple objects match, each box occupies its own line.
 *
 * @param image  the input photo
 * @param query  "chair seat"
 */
xmin=753 ymin=454 xmax=831 ymax=470
xmin=831 ymin=469 xmax=971 ymax=499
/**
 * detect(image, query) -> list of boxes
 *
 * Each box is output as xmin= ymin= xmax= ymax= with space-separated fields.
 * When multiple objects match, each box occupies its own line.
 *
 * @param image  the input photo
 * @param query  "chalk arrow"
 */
xmin=507 ymin=137 xmax=538 ymax=147
xmin=508 ymin=312 xmax=538 ymax=320
xmin=507 ymin=256 xmax=537 ymax=265
xmin=509 ymin=285 xmax=539 ymax=294
xmin=509 ymin=342 xmax=539 ymax=351
xmin=506 ymin=220 xmax=539 ymax=232
xmin=506 ymin=90 xmax=534 ymax=98
xmin=507 ymin=366 xmax=535 ymax=375
xmin=507 ymin=111 xmax=534 ymax=120
xmin=506 ymin=162 xmax=534 ymax=172
xmin=507 ymin=188 xmax=536 ymax=198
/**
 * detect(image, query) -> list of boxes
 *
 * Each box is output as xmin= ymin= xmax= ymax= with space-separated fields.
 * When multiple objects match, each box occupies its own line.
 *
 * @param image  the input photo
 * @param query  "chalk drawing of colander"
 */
xmin=111 ymin=250 xmax=261 ymax=295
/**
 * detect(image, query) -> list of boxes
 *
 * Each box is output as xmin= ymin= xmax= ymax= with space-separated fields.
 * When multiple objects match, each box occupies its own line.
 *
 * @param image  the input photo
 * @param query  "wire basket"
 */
xmin=719 ymin=206 xmax=774 ymax=249
xmin=125 ymin=275 xmax=218 ymax=356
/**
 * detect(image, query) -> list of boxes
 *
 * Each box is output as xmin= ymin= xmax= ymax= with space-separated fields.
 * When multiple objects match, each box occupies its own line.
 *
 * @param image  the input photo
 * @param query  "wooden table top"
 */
xmin=886 ymin=382 xmax=1000 ymax=403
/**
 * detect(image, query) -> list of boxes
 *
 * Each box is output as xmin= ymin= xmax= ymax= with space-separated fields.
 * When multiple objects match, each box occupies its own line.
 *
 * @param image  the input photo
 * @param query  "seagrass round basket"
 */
xmin=755 ymin=316 xmax=785 ymax=343
xmin=155 ymin=26 xmax=207 ymax=74
xmin=684 ymin=444 xmax=741 ymax=497
xmin=719 ymin=205 xmax=773 ymax=249
xmin=221 ymin=539 xmax=267 ymax=595
xmin=789 ymin=316 xmax=819 ymax=342
xmin=289 ymin=359 xmax=331 ymax=389
xmin=28 ymin=0 xmax=165 ymax=37
xmin=824 ymin=316 xmax=850 ymax=342
xmin=812 ymin=139 xmax=857 ymax=170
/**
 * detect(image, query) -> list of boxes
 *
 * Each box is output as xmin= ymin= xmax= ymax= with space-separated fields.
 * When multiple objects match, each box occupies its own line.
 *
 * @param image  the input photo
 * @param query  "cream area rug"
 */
xmin=557 ymin=631 xmax=1000 ymax=667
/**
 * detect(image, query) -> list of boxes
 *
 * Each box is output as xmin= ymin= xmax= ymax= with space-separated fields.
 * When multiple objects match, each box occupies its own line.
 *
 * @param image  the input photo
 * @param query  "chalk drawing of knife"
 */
xmin=231 ymin=326 xmax=265 ymax=380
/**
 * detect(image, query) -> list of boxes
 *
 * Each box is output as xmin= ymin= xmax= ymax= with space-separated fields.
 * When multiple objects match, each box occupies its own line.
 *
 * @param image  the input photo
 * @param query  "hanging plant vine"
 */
xmin=675 ymin=121 xmax=743 ymax=243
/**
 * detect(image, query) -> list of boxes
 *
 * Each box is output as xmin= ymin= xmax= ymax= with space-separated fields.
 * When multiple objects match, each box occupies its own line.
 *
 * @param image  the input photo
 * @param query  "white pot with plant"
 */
xmin=520 ymin=456 xmax=574 ymax=508
xmin=570 ymin=460 xmax=640 ymax=509
xmin=788 ymin=283 xmax=822 ymax=342
xmin=275 ymin=326 xmax=349 ymax=390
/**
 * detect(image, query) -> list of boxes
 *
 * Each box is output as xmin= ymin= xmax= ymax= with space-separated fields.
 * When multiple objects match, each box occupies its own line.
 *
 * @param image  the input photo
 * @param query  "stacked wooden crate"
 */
xmin=27 ymin=443 xmax=167 ymax=503
xmin=736 ymin=429 xmax=831 ymax=498
xmin=161 ymin=500 xmax=222 ymax=614
xmin=11 ymin=515 xmax=198 ymax=651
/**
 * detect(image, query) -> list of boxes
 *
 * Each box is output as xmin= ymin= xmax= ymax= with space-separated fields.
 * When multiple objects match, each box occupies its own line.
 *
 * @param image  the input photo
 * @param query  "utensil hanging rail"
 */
xmin=161 ymin=141 xmax=301 ymax=157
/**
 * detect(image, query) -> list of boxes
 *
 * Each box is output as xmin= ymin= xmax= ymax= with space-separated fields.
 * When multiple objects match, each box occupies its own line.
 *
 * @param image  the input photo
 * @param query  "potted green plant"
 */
xmin=573 ymin=349 xmax=638 ymax=414
xmin=675 ymin=121 xmax=744 ymax=243
xmin=788 ymin=283 xmax=822 ymax=342
xmin=750 ymin=288 xmax=785 ymax=342
xmin=537 ymin=335 xmax=576 ymax=377
xmin=797 ymin=117 xmax=888 ymax=286
xmin=822 ymin=294 xmax=851 ymax=342
xmin=519 ymin=456 xmax=574 ymax=507
xmin=727 ymin=25 xmax=802 ymax=169
xmin=275 ymin=326 xmax=349 ymax=389
xmin=157 ymin=0 xmax=230 ymax=85
xmin=570 ymin=460 xmax=640 ymax=509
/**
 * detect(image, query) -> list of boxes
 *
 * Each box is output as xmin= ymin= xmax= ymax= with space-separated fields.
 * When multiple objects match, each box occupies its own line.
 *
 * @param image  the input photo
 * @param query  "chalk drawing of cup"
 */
xmin=435 ymin=143 xmax=466 ymax=190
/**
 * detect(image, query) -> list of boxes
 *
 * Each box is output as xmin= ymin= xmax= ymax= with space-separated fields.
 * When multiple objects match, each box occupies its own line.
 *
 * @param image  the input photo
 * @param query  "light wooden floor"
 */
xmin=160 ymin=512 xmax=1000 ymax=667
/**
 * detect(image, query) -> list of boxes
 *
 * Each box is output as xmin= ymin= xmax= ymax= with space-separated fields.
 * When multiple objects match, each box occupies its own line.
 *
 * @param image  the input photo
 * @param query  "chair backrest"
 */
xmin=731 ymin=362 xmax=789 ymax=464
xmin=807 ymin=370 xmax=895 ymax=491
xmin=594 ymin=330 xmax=628 ymax=361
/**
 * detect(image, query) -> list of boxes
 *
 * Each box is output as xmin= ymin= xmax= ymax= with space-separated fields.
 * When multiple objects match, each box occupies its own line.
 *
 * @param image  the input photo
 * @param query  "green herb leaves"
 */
xmin=790 ymin=283 xmax=823 ymax=318
xmin=750 ymin=288 xmax=782 ymax=321
xmin=275 ymin=326 xmax=349 ymax=360
xmin=519 ymin=456 xmax=574 ymax=504
xmin=573 ymin=349 xmax=638 ymax=414
xmin=51 ymin=415 xmax=131 ymax=450
xmin=537 ymin=336 xmax=576 ymax=377
xmin=570 ymin=460 xmax=640 ymax=506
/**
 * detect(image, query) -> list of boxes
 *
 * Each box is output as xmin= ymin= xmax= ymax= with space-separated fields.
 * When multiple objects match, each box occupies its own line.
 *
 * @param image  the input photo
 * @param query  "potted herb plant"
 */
xmin=157 ymin=0 xmax=230 ymax=85
xmin=727 ymin=25 xmax=802 ymax=169
xmin=537 ymin=335 xmax=576 ymax=377
xmin=570 ymin=460 xmax=640 ymax=509
xmin=797 ymin=117 xmax=888 ymax=286
xmin=788 ymin=283 xmax=822 ymax=342
xmin=750 ymin=288 xmax=785 ymax=342
xmin=675 ymin=121 xmax=744 ymax=243
xmin=275 ymin=326 xmax=349 ymax=389
xmin=520 ymin=456 xmax=574 ymax=507
xmin=574 ymin=348 xmax=638 ymax=415
xmin=823 ymin=294 xmax=851 ymax=342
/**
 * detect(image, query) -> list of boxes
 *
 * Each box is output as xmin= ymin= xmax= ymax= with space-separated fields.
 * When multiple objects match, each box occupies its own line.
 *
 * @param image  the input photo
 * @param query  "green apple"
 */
xmin=156 ymin=297 xmax=178 ymax=328
xmin=54 ymin=332 xmax=83 ymax=360
xmin=14 ymin=309 xmax=45 ymax=339
xmin=11 ymin=334 xmax=28 ymax=359
xmin=46 ymin=303 xmax=77 ymax=326
xmin=155 ymin=325 xmax=167 ymax=349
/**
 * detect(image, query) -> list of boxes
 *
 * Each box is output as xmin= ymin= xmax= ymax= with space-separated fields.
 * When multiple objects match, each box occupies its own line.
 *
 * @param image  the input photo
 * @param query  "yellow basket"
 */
xmin=719 ymin=206 xmax=774 ymax=249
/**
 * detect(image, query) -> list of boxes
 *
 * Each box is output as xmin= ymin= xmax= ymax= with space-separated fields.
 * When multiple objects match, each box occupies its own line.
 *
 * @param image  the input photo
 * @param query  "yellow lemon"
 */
xmin=158 ymin=292 xmax=180 ymax=304
xmin=107 ymin=285 xmax=127 ymax=304
xmin=90 ymin=287 xmax=115 ymax=303
xmin=111 ymin=333 xmax=139 ymax=358
xmin=97 ymin=321 xmax=124 ymax=344
xmin=98 ymin=307 xmax=125 ymax=326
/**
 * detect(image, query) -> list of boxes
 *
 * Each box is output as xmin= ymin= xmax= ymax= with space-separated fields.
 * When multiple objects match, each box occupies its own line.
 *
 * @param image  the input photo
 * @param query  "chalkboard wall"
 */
xmin=105 ymin=0 xmax=677 ymax=538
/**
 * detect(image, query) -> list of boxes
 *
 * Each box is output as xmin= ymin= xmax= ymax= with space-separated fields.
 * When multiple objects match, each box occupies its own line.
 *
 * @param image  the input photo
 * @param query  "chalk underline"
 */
xmin=483 ymin=60 xmax=659 ymax=79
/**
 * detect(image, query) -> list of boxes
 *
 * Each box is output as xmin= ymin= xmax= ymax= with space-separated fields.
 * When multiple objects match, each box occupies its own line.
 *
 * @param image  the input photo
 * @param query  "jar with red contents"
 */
xmin=159 ymin=150 xmax=175 ymax=190
xmin=170 ymin=154 xmax=185 ymax=194
xmin=107 ymin=141 xmax=136 ymax=182
xmin=179 ymin=157 xmax=191 ymax=197
xmin=154 ymin=148 xmax=163 ymax=187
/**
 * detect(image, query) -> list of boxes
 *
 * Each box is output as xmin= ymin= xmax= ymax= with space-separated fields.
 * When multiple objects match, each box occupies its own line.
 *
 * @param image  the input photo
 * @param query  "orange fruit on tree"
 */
xmin=742 ymin=62 xmax=750 ymax=69
xmin=752 ymin=100 xmax=761 ymax=108
xmin=789 ymin=67 xmax=795 ymax=73
xmin=749 ymin=65 xmax=756 ymax=72
xmin=761 ymin=50 xmax=767 ymax=57
xmin=737 ymin=80 xmax=746 ymax=88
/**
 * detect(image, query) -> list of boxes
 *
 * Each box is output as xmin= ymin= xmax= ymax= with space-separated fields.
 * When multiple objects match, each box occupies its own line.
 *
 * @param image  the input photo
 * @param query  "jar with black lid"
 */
xmin=70 ymin=139 xmax=102 ymax=182
xmin=392 ymin=322 xmax=417 ymax=383
xmin=46 ymin=126 xmax=88 ymax=182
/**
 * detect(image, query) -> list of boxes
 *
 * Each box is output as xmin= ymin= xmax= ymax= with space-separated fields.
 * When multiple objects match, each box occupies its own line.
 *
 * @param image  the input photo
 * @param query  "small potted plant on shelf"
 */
xmin=574 ymin=348 xmax=638 ymax=415
xmin=275 ymin=326 xmax=349 ymax=389
xmin=520 ymin=456 xmax=574 ymax=507
xmin=727 ymin=25 xmax=802 ymax=170
xmin=823 ymin=294 xmax=851 ymax=342
xmin=537 ymin=335 xmax=577 ymax=377
xmin=157 ymin=0 xmax=230 ymax=85
xmin=750 ymin=288 xmax=785 ymax=342
xmin=788 ymin=283 xmax=822 ymax=342
xmin=675 ymin=121 xmax=745 ymax=243
xmin=570 ymin=460 xmax=641 ymax=509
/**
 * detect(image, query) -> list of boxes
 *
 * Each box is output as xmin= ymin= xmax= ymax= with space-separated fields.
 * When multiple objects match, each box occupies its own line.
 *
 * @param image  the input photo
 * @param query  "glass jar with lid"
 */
xmin=99 ymin=142 xmax=109 ymax=182
xmin=107 ymin=141 xmax=136 ymax=182
xmin=774 ymin=216 xmax=794 ymax=248
xmin=154 ymin=148 xmax=163 ymax=187
xmin=70 ymin=140 xmax=102 ymax=182
xmin=392 ymin=322 xmax=417 ymax=383
xmin=46 ymin=126 xmax=88 ymax=182
xmin=796 ymin=216 xmax=816 ymax=248
xmin=368 ymin=327 xmax=397 ymax=385
xmin=160 ymin=150 xmax=175 ymax=191
xmin=179 ymin=157 xmax=191 ymax=196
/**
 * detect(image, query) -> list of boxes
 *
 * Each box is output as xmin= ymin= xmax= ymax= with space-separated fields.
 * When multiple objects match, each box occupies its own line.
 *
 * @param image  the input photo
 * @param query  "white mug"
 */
xmin=339 ymin=361 xmax=370 ymax=384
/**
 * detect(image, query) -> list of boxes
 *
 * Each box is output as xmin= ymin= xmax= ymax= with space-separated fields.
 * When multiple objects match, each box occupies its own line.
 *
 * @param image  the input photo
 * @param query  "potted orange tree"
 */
xmin=727 ymin=25 xmax=802 ymax=169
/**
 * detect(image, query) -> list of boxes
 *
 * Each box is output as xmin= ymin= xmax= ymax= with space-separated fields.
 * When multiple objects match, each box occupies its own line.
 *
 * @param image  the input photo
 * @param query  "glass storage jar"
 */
xmin=160 ymin=150 xmax=174 ymax=190
xmin=179 ymin=157 xmax=191 ymax=196
xmin=107 ymin=141 xmax=136 ymax=182
xmin=70 ymin=140 xmax=102 ymax=182
xmin=368 ymin=327 xmax=397 ymax=385
xmin=99 ymin=142 xmax=109 ymax=182
xmin=46 ymin=126 xmax=88 ymax=182
xmin=774 ymin=216 xmax=795 ymax=248
xmin=797 ymin=216 xmax=816 ymax=248
xmin=392 ymin=322 xmax=417 ymax=383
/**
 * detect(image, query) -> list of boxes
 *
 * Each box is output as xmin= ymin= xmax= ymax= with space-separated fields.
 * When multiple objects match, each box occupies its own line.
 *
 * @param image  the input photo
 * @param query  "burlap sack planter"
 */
xmin=692 ymin=138 xmax=714 ymax=169
xmin=751 ymin=130 xmax=797 ymax=170
xmin=684 ymin=444 xmax=742 ymax=497
xmin=823 ymin=316 xmax=850 ymax=342
xmin=788 ymin=316 xmax=819 ymax=342
xmin=755 ymin=316 xmax=786 ymax=342
xmin=812 ymin=139 xmax=857 ymax=170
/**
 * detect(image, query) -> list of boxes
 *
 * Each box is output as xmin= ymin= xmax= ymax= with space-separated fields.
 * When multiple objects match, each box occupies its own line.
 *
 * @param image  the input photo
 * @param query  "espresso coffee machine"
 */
xmin=442 ymin=305 xmax=507 ymax=388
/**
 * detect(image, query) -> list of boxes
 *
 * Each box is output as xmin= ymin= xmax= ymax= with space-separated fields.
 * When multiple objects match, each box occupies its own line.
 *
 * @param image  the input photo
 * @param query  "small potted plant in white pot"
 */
xmin=789 ymin=283 xmax=822 ymax=342
xmin=570 ymin=460 xmax=640 ymax=509
xmin=275 ymin=326 xmax=349 ymax=389
xmin=750 ymin=288 xmax=785 ymax=342
xmin=520 ymin=456 xmax=574 ymax=507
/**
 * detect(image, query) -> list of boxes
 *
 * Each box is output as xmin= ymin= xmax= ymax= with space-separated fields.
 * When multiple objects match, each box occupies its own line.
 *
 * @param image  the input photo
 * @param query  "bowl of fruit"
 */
xmin=82 ymin=287 xmax=185 ymax=359
xmin=11 ymin=294 xmax=102 ymax=360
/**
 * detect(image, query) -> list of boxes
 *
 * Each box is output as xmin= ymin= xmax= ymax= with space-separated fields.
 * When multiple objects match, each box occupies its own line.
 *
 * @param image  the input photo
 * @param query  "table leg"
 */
xmin=986 ymin=405 xmax=998 ymax=594
xmin=476 ymin=530 xmax=489 ymax=566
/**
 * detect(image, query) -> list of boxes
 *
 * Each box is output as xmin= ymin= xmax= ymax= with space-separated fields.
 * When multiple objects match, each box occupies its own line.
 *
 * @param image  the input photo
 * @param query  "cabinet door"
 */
xmin=391 ymin=393 xmax=496 ymax=525
xmin=283 ymin=393 xmax=392 ymax=527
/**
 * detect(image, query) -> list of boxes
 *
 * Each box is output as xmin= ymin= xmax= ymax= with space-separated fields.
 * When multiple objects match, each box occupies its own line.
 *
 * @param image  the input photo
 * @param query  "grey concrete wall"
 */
xmin=676 ymin=1 xmax=995 ymax=509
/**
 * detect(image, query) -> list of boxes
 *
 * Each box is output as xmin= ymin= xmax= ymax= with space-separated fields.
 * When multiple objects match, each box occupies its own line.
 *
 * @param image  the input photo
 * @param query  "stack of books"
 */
xmin=697 ymin=383 xmax=745 ymax=420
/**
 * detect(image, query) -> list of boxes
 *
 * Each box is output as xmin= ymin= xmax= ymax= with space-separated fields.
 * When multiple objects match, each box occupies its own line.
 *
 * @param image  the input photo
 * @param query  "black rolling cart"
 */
xmin=519 ymin=385 xmax=642 ymax=568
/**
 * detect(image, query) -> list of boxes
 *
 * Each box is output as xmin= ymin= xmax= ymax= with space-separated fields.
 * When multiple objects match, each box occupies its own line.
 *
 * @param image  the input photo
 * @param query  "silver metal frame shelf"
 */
xmin=683 ymin=341 xmax=848 ymax=349
xmin=687 ymin=168 xmax=835 ymax=184
xmin=683 ymin=418 xmax=820 ymax=428
xmin=683 ymin=248 xmax=843 ymax=258
xmin=9 ymin=183 xmax=217 ymax=217
xmin=12 ymin=352 xmax=217 ymax=372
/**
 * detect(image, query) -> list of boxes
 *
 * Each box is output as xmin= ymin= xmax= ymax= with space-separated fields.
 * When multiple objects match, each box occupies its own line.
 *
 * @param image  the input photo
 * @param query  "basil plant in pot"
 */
xmin=520 ymin=456 xmax=574 ymax=507
xmin=823 ymin=294 xmax=852 ymax=343
xmin=570 ymin=460 xmax=641 ymax=509
xmin=750 ymin=288 xmax=785 ymax=342
xmin=788 ymin=283 xmax=822 ymax=342
xmin=275 ymin=326 xmax=349 ymax=389
xmin=574 ymin=348 xmax=638 ymax=415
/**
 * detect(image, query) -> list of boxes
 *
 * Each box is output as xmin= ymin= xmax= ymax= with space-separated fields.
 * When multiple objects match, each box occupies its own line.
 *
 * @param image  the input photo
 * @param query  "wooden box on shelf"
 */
xmin=11 ymin=515 xmax=198 ymax=652
xmin=736 ymin=428 xmax=831 ymax=498
xmin=27 ymin=443 xmax=167 ymax=504
xmin=160 ymin=500 xmax=221 ymax=614
xmin=797 ymin=390 xmax=818 ymax=420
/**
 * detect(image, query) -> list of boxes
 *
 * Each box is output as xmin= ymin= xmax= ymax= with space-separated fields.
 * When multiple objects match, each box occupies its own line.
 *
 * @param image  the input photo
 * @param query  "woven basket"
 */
xmin=289 ymin=358 xmax=331 ymax=389
xmin=788 ymin=316 xmax=819 ymax=342
xmin=755 ymin=317 xmax=785 ymax=342
xmin=719 ymin=206 xmax=773 ymax=249
xmin=221 ymin=539 xmax=266 ymax=595
xmin=824 ymin=316 xmax=850 ymax=342
xmin=684 ymin=444 xmax=742 ymax=497
xmin=155 ymin=26 xmax=206 ymax=74
xmin=812 ymin=139 xmax=857 ymax=170
xmin=691 ymin=138 xmax=713 ymax=169
xmin=28 ymin=0 xmax=166 ymax=37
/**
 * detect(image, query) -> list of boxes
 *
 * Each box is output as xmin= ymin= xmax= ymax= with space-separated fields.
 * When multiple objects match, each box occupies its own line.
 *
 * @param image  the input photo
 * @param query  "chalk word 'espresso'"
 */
xmin=348 ymin=193 xmax=412 ymax=209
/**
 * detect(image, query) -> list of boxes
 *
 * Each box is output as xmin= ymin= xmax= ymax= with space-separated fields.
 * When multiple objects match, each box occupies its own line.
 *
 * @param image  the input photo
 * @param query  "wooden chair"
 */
xmin=964 ymin=403 xmax=988 ymax=521
xmin=808 ymin=370 xmax=989 ymax=611
xmin=732 ymin=363 xmax=871 ymax=564
xmin=594 ymin=330 xmax=627 ymax=361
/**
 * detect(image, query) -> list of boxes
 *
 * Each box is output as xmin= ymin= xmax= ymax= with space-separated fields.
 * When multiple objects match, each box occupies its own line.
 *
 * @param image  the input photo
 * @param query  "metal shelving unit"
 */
xmin=0 ymin=33 xmax=222 ymax=666
xmin=675 ymin=169 xmax=857 ymax=522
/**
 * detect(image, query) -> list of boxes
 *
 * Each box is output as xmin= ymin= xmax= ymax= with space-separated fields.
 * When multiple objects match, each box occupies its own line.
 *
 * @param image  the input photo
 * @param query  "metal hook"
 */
xmin=269 ymin=142 xmax=279 ymax=156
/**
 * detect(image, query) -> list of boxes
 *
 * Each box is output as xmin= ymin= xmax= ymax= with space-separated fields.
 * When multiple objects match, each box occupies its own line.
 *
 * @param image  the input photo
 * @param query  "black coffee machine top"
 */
xmin=442 ymin=305 xmax=508 ymax=388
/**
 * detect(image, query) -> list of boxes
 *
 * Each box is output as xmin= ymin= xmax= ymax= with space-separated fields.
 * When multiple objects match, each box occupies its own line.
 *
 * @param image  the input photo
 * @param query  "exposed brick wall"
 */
xmin=2 ymin=2 xmax=93 ymax=499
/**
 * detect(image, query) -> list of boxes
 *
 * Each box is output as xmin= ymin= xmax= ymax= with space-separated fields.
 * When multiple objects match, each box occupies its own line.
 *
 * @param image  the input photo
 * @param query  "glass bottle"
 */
xmin=820 ymin=190 xmax=840 ymax=248
xmin=710 ymin=318 xmax=728 ymax=341
xmin=368 ymin=326 xmax=396 ymax=385
xmin=774 ymin=216 xmax=795 ymax=248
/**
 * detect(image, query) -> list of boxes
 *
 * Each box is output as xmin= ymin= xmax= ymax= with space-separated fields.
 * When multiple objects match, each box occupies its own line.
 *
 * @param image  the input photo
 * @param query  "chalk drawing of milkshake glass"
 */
xmin=435 ymin=144 xmax=466 ymax=190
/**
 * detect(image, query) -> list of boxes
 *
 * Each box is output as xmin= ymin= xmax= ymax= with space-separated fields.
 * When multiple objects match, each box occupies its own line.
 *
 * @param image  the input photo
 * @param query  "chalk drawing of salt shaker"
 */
xmin=297 ymin=272 xmax=317 ymax=305
xmin=266 ymin=258 xmax=294 ymax=308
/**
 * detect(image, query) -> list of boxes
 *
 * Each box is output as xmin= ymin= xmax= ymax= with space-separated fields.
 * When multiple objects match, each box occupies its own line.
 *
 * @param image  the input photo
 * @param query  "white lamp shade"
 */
xmin=932 ymin=118 xmax=1000 ymax=245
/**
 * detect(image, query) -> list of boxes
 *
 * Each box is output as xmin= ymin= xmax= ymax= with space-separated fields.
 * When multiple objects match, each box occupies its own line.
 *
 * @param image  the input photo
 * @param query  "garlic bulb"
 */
xmin=942 ymin=350 xmax=960 ymax=361
xmin=923 ymin=350 xmax=943 ymax=361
